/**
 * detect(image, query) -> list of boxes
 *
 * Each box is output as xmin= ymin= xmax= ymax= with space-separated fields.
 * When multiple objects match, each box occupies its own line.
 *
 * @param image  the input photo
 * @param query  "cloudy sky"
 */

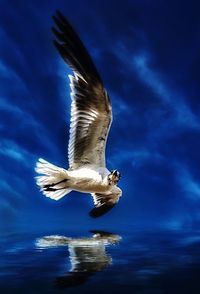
xmin=0 ymin=0 xmax=200 ymax=233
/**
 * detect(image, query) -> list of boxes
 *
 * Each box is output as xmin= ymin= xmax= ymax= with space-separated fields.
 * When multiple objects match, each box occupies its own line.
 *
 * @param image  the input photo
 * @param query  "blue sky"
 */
xmin=0 ymin=0 xmax=200 ymax=233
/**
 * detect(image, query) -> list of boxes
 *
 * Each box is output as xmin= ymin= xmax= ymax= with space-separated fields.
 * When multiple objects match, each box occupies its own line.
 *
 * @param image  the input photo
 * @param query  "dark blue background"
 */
xmin=1 ymin=0 xmax=200 ymax=234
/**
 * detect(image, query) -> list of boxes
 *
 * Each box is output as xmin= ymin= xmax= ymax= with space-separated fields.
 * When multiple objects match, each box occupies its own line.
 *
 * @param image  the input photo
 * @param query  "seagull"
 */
xmin=35 ymin=231 xmax=121 ymax=287
xmin=35 ymin=11 xmax=122 ymax=217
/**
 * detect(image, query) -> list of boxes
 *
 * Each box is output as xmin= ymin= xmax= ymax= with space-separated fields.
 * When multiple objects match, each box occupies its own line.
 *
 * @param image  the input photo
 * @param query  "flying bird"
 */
xmin=35 ymin=11 xmax=122 ymax=217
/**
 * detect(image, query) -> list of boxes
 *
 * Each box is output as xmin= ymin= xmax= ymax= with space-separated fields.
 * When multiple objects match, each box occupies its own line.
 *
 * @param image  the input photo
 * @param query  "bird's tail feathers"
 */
xmin=35 ymin=158 xmax=72 ymax=200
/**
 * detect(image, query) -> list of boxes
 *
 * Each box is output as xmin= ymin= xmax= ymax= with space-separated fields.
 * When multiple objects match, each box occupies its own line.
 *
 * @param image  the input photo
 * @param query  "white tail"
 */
xmin=35 ymin=158 xmax=72 ymax=200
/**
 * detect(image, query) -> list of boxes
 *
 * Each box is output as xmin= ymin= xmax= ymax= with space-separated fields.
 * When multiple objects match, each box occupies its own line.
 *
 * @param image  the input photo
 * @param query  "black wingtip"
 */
xmin=56 ymin=10 xmax=66 ymax=22
xmin=53 ymin=10 xmax=72 ymax=32
xmin=52 ymin=27 xmax=63 ymax=41
xmin=53 ymin=10 xmax=63 ymax=20
xmin=52 ymin=15 xmax=59 ymax=26
xmin=52 ymin=9 xmax=102 ymax=83
xmin=89 ymin=204 xmax=115 ymax=218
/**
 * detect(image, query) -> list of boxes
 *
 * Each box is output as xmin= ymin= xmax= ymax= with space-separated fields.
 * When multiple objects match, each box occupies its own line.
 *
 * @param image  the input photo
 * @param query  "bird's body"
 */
xmin=35 ymin=11 xmax=122 ymax=217
xmin=67 ymin=166 xmax=110 ymax=193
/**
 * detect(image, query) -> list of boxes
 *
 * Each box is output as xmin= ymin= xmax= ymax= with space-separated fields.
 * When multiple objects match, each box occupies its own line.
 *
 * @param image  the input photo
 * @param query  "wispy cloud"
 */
xmin=133 ymin=54 xmax=199 ymax=129
xmin=0 ymin=60 xmax=27 ymax=91
xmin=109 ymin=90 xmax=131 ymax=117
xmin=109 ymin=147 xmax=164 ymax=168
xmin=0 ymin=139 xmax=28 ymax=163
xmin=0 ymin=178 xmax=22 ymax=199
xmin=0 ymin=95 xmax=58 ymax=157
xmin=176 ymin=165 xmax=200 ymax=201
xmin=114 ymin=43 xmax=199 ymax=131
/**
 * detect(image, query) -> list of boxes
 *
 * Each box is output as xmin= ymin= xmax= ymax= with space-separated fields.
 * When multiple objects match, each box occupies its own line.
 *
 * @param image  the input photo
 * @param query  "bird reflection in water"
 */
xmin=36 ymin=231 xmax=121 ymax=288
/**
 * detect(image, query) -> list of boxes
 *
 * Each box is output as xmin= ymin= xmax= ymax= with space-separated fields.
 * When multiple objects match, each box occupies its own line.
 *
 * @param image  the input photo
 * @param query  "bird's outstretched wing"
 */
xmin=90 ymin=188 xmax=122 ymax=218
xmin=52 ymin=11 xmax=112 ymax=169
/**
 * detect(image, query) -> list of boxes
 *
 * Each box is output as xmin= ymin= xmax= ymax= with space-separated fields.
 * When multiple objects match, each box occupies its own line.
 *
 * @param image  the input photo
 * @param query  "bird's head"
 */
xmin=108 ymin=170 xmax=121 ymax=186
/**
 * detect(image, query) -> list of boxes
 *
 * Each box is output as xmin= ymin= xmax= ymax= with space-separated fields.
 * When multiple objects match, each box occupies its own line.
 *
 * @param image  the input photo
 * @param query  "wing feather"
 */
xmin=90 ymin=188 xmax=122 ymax=218
xmin=52 ymin=11 xmax=112 ymax=169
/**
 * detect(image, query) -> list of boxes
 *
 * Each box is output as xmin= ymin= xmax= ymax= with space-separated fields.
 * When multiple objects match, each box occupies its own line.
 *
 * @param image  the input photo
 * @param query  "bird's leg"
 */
xmin=43 ymin=179 xmax=68 ymax=191
xmin=43 ymin=186 xmax=67 ymax=192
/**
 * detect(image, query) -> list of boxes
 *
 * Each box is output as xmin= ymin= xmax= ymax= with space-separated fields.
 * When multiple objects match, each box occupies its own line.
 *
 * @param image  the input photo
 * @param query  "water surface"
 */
xmin=1 ymin=228 xmax=200 ymax=293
